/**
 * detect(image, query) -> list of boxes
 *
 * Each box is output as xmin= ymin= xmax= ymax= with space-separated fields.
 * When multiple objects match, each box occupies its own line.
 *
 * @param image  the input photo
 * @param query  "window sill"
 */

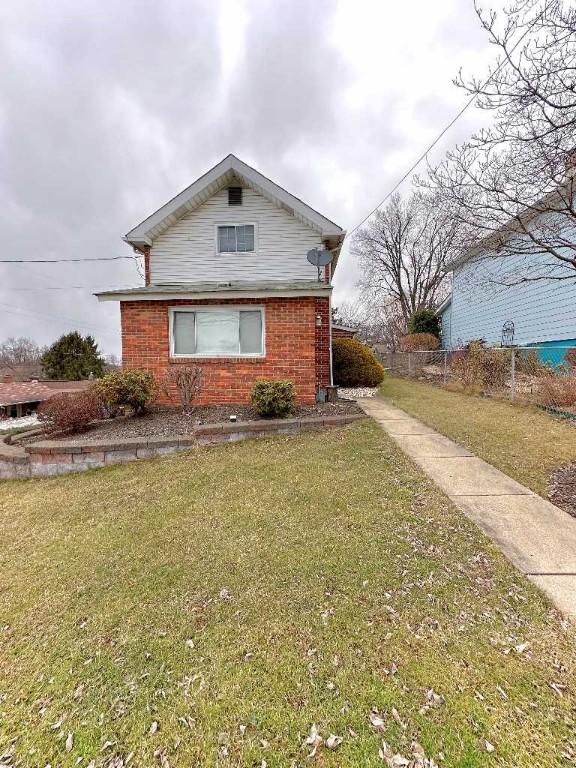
xmin=169 ymin=356 xmax=266 ymax=363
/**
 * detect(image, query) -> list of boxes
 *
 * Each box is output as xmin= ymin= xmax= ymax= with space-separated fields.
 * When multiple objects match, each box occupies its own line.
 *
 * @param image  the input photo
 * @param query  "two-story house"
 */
xmin=97 ymin=155 xmax=345 ymax=404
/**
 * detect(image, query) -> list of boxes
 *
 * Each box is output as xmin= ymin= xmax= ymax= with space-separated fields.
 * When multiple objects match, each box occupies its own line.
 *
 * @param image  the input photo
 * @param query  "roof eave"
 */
xmin=95 ymin=283 xmax=333 ymax=302
xmin=124 ymin=154 xmax=344 ymax=246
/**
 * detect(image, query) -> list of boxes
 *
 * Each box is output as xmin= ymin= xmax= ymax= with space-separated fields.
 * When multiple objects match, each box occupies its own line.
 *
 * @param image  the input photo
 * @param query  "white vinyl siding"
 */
xmin=150 ymin=186 xmax=323 ymax=284
xmin=170 ymin=306 xmax=264 ymax=357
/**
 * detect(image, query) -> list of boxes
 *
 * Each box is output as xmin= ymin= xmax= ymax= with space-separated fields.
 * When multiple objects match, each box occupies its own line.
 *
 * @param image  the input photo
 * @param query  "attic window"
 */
xmin=217 ymin=224 xmax=255 ymax=253
xmin=228 ymin=187 xmax=242 ymax=205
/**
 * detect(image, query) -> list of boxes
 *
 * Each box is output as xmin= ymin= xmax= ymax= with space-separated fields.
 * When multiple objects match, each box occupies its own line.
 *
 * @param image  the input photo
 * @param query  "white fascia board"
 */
xmin=97 ymin=287 xmax=332 ymax=302
xmin=124 ymin=154 xmax=344 ymax=245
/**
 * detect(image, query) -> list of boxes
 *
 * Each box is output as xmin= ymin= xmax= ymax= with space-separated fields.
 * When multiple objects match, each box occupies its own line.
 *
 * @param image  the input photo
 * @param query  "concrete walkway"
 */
xmin=358 ymin=396 xmax=576 ymax=618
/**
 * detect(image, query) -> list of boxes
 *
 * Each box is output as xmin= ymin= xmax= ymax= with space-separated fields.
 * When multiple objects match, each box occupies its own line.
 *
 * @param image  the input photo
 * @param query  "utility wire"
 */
xmin=0 ymin=301 xmax=117 ymax=337
xmin=342 ymin=6 xmax=545 ymax=243
xmin=8 ymin=286 xmax=122 ymax=292
xmin=0 ymin=256 xmax=134 ymax=263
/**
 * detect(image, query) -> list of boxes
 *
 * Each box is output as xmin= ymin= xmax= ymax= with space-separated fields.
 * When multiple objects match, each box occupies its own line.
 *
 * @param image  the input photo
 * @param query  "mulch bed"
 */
xmin=549 ymin=463 xmax=576 ymax=518
xmin=35 ymin=401 xmax=363 ymax=444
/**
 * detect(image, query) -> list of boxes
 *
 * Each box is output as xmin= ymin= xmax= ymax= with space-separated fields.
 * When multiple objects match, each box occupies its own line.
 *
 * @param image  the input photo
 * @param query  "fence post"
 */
xmin=408 ymin=352 xmax=412 ymax=377
xmin=443 ymin=351 xmax=448 ymax=385
xmin=510 ymin=349 xmax=516 ymax=401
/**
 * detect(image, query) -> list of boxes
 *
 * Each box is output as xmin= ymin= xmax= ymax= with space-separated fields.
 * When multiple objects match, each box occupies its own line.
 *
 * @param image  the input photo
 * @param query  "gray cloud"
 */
xmin=0 ymin=0 xmax=493 ymax=354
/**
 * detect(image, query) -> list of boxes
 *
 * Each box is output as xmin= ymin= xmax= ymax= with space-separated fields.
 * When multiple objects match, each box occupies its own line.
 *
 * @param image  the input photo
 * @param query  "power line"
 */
xmin=343 ymin=7 xmax=545 ymax=243
xmin=7 ymin=286 xmax=123 ymax=292
xmin=0 ymin=301 xmax=117 ymax=338
xmin=0 ymin=256 xmax=135 ymax=264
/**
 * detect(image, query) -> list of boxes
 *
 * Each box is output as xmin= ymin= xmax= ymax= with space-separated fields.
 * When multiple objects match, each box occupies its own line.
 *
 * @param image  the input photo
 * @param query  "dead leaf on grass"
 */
xmin=391 ymin=708 xmax=407 ymax=730
xmin=326 ymin=735 xmax=343 ymax=750
xmin=304 ymin=723 xmax=322 ymax=758
xmin=419 ymin=688 xmax=444 ymax=714
xmin=369 ymin=710 xmax=386 ymax=731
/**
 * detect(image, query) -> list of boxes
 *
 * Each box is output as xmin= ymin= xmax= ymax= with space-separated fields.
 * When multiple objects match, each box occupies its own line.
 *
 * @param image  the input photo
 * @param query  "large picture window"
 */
xmin=170 ymin=307 xmax=264 ymax=357
xmin=217 ymin=224 xmax=255 ymax=253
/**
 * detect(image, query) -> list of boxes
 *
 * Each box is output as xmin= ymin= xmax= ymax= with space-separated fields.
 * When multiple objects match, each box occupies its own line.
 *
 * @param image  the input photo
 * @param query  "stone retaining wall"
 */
xmin=0 ymin=414 xmax=365 ymax=480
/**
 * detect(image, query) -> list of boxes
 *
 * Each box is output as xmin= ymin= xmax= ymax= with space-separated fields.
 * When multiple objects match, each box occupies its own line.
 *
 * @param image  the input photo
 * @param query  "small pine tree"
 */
xmin=408 ymin=308 xmax=441 ymax=339
xmin=41 ymin=332 xmax=105 ymax=380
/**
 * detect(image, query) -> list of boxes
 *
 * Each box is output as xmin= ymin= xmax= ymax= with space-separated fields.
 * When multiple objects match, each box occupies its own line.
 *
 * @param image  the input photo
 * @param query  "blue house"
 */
xmin=438 ymin=210 xmax=576 ymax=366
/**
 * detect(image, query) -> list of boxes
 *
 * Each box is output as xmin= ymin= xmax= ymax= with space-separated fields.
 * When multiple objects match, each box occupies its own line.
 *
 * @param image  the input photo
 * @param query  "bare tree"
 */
xmin=425 ymin=0 xmax=576 ymax=284
xmin=352 ymin=192 xmax=455 ymax=325
xmin=334 ymin=296 xmax=406 ymax=350
xmin=0 ymin=336 xmax=43 ymax=365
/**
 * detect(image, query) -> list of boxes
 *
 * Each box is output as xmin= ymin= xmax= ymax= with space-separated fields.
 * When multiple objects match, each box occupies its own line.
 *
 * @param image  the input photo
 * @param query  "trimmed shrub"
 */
xmin=399 ymin=333 xmax=440 ymax=352
xmin=93 ymin=369 xmax=155 ymax=415
xmin=38 ymin=391 xmax=101 ymax=434
xmin=251 ymin=380 xmax=296 ymax=418
xmin=332 ymin=338 xmax=385 ymax=387
xmin=408 ymin=308 xmax=441 ymax=338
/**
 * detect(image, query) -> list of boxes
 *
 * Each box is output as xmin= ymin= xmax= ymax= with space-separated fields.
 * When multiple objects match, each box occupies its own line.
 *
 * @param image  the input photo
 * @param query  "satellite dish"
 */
xmin=307 ymin=248 xmax=334 ymax=267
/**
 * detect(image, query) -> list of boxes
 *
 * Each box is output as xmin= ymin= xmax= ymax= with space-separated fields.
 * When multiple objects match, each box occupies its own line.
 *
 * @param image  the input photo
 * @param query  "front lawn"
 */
xmin=1 ymin=422 xmax=575 ymax=766
xmin=381 ymin=376 xmax=576 ymax=498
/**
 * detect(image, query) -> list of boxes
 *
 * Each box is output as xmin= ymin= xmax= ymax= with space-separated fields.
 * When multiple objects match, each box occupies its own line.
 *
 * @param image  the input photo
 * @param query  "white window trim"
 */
xmin=214 ymin=222 xmax=258 ymax=255
xmin=169 ymin=305 xmax=266 ymax=359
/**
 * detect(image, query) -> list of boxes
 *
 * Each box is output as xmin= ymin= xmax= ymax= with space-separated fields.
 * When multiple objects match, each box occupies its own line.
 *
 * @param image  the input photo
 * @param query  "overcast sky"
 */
xmin=0 ymin=0 xmax=501 ymax=356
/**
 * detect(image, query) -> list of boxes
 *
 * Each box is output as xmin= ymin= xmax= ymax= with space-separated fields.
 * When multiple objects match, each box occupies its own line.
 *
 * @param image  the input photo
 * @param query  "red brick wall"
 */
xmin=120 ymin=296 xmax=331 ymax=405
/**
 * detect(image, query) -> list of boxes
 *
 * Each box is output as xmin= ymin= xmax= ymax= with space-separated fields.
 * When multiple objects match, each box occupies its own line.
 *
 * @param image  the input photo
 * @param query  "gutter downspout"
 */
xmin=327 ymin=262 xmax=333 ymax=386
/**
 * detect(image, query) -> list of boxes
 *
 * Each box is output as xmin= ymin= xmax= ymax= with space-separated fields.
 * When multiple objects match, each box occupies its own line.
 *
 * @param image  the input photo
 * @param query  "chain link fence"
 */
xmin=379 ymin=345 xmax=576 ymax=419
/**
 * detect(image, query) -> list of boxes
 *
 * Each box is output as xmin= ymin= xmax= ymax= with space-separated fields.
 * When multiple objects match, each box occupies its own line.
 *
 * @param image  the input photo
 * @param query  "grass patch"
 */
xmin=1 ymin=422 xmax=575 ymax=766
xmin=381 ymin=376 xmax=576 ymax=497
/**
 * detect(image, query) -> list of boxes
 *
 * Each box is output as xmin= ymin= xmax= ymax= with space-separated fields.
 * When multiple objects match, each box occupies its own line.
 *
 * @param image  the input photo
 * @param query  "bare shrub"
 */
xmin=399 ymin=333 xmax=440 ymax=352
xmin=533 ymin=373 xmax=576 ymax=409
xmin=515 ymin=349 xmax=546 ymax=376
xmin=565 ymin=348 xmax=576 ymax=371
xmin=450 ymin=341 xmax=509 ymax=391
xmin=165 ymin=366 xmax=203 ymax=411
xmin=38 ymin=391 xmax=101 ymax=435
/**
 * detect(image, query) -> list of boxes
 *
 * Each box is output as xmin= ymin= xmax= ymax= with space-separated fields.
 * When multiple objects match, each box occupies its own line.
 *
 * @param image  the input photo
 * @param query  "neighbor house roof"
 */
xmin=332 ymin=324 xmax=357 ymax=334
xmin=123 ymin=154 xmax=346 ymax=267
xmin=0 ymin=380 xmax=90 ymax=407
xmin=96 ymin=279 xmax=332 ymax=302
xmin=0 ymin=363 xmax=43 ymax=382
xmin=435 ymin=296 xmax=452 ymax=316
xmin=447 ymin=183 xmax=570 ymax=271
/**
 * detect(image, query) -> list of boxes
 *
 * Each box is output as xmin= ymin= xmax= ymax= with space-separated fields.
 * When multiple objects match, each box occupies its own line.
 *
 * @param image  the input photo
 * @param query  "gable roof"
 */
xmin=124 ymin=154 xmax=346 ymax=261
